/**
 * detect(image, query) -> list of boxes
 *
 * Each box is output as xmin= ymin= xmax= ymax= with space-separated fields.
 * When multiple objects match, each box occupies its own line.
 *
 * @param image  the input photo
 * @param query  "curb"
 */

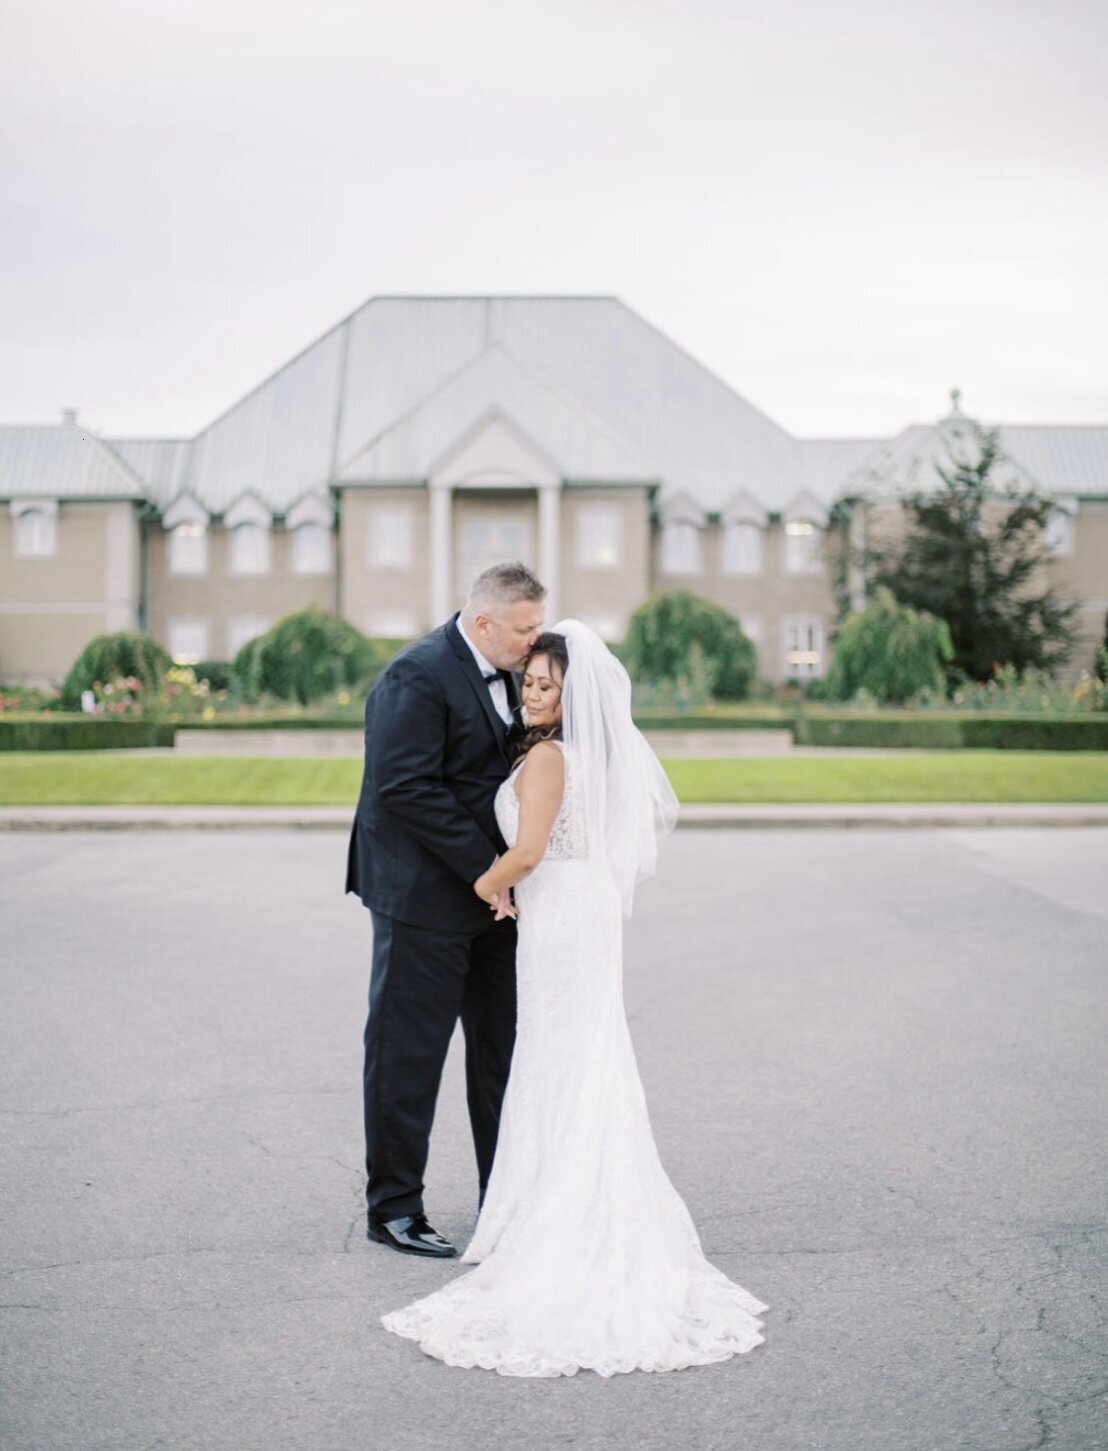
xmin=2 ymin=804 xmax=1108 ymax=831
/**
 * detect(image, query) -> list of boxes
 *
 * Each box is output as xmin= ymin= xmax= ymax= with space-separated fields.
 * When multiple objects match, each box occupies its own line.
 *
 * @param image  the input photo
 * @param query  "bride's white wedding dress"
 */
xmin=381 ymin=743 xmax=768 ymax=1377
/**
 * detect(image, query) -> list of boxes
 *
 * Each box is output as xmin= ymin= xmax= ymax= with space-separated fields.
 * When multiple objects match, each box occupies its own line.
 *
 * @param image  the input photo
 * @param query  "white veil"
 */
xmin=552 ymin=618 xmax=679 ymax=917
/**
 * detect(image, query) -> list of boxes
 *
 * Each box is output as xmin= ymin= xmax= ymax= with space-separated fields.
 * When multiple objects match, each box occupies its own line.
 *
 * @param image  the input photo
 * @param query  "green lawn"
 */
xmin=1 ymin=751 xmax=1106 ymax=805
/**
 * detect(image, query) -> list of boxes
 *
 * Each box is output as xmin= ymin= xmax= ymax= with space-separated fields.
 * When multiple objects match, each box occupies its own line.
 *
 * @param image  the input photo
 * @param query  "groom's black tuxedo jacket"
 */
xmin=345 ymin=616 xmax=523 ymax=934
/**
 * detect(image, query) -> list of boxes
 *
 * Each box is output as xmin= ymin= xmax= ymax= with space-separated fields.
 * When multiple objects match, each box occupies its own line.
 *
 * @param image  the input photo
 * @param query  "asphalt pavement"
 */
xmin=1 ymin=829 xmax=1106 ymax=1451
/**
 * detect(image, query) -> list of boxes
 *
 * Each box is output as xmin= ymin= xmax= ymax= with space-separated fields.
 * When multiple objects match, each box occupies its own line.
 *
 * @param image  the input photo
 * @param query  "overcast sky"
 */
xmin=2 ymin=0 xmax=1105 ymax=441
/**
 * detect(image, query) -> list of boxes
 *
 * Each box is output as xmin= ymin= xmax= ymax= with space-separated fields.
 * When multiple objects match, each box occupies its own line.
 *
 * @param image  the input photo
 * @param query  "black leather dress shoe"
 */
xmin=366 ymin=1213 xmax=457 ymax=1258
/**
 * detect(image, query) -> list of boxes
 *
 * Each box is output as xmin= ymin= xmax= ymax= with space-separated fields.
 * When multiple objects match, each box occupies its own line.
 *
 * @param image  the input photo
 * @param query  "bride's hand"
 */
xmin=491 ymin=890 xmax=518 ymax=922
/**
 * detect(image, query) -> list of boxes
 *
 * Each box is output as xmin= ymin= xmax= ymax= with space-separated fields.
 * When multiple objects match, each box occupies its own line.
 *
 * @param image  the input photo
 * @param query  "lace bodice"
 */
xmin=494 ymin=741 xmax=589 ymax=862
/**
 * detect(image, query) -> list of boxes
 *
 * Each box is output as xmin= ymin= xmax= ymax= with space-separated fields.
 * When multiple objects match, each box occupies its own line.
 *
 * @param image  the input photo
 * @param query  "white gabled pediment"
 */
xmin=223 ymin=492 xmax=274 ymax=528
xmin=658 ymin=489 xmax=707 ymax=527
xmin=284 ymin=491 xmax=334 ymax=528
xmin=720 ymin=489 xmax=769 ymax=527
xmin=162 ymin=492 xmax=210 ymax=528
xmin=782 ymin=489 xmax=830 ymax=526
xmin=430 ymin=411 xmax=561 ymax=489
xmin=336 ymin=344 xmax=654 ymax=487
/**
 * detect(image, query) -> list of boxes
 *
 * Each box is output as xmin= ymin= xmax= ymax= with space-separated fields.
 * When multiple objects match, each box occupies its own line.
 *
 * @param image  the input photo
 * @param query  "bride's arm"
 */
xmin=474 ymin=743 xmax=565 ymax=908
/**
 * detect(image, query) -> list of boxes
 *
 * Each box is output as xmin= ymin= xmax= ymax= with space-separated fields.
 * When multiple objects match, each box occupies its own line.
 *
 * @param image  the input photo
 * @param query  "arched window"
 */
xmin=230 ymin=522 xmax=271 ymax=575
xmin=168 ymin=521 xmax=208 ymax=575
xmin=721 ymin=521 xmax=763 ymax=575
xmin=783 ymin=519 xmax=823 ymax=574
xmin=660 ymin=521 xmax=703 ymax=574
xmin=14 ymin=506 xmax=58 ymax=557
xmin=291 ymin=523 xmax=331 ymax=574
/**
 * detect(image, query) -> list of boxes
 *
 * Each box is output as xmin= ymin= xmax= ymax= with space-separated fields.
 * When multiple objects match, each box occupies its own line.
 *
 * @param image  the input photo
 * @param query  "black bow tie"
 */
xmin=482 ymin=670 xmax=499 ymax=683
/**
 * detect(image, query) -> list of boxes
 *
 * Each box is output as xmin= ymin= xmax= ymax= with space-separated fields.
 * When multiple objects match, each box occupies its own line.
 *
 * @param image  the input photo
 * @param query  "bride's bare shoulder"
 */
xmin=515 ymin=740 xmax=565 ymax=798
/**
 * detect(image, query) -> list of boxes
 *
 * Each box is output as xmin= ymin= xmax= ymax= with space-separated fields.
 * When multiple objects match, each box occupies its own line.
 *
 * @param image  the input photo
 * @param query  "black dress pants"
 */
xmin=363 ymin=909 xmax=518 ymax=1221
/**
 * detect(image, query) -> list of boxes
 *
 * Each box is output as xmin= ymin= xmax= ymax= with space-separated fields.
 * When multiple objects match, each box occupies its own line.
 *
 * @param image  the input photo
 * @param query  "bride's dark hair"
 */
xmin=515 ymin=631 xmax=568 ymax=757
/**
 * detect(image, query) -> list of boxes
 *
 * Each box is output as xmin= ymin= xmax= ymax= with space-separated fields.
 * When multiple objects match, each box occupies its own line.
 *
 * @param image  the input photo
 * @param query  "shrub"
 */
xmin=61 ymin=632 xmax=173 ymax=709
xmin=825 ymin=588 xmax=953 ymax=704
xmin=624 ymin=591 xmax=758 ymax=702
xmin=792 ymin=712 xmax=1108 ymax=750
xmin=232 ymin=607 xmax=385 ymax=706
xmin=193 ymin=659 xmax=233 ymax=692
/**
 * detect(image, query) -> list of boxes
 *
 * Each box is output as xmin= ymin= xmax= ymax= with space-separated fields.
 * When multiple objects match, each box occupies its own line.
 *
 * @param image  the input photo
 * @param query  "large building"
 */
xmin=2 ymin=295 xmax=1106 ymax=686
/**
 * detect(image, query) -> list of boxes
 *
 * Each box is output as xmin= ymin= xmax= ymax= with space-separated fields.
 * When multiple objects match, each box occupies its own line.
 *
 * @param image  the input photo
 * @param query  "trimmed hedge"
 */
xmin=632 ymin=713 xmax=796 ymax=731
xmin=794 ymin=713 xmax=1108 ymax=751
xmin=0 ymin=718 xmax=177 ymax=752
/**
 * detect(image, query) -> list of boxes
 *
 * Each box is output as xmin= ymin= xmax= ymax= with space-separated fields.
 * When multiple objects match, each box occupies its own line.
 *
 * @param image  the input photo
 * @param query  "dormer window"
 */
xmin=169 ymin=521 xmax=208 ymax=574
xmin=660 ymin=520 xmax=703 ymax=574
xmin=783 ymin=519 xmax=823 ymax=574
xmin=292 ymin=523 xmax=331 ymax=574
xmin=230 ymin=521 xmax=271 ymax=575
xmin=1044 ymin=502 xmax=1076 ymax=557
xmin=721 ymin=521 xmax=763 ymax=575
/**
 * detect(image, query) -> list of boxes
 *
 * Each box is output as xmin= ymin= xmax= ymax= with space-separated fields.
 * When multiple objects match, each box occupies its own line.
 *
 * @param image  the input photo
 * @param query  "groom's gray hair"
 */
xmin=465 ymin=561 xmax=546 ymax=615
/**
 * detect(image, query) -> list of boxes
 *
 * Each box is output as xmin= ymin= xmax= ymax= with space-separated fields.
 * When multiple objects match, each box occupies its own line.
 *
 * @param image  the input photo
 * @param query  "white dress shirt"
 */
xmin=456 ymin=617 xmax=514 ymax=728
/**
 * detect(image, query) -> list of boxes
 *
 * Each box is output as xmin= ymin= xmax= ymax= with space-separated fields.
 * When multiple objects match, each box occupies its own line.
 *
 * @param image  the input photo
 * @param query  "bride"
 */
xmin=381 ymin=619 xmax=768 ymax=1377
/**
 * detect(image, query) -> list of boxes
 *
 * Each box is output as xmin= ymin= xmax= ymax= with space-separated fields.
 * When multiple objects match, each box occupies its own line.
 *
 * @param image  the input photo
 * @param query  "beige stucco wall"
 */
xmin=649 ymin=518 xmax=842 ymax=682
xmin=0 ymin=501 xmax=141 ymax=684
xmin=1046 ymin=499 xmax=1108 ymax=675
xmin=338 ymin=487 xmax=429 ymax=637
xmin=147 ymin=520 xmax=338 ymax=660
xmin=560 ymin=487 xmax=651 ymax=641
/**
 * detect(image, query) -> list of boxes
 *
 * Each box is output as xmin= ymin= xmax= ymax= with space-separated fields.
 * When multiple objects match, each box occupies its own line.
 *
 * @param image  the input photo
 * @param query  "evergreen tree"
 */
xmin=869 ymin=428 xmax=1079 ymax=682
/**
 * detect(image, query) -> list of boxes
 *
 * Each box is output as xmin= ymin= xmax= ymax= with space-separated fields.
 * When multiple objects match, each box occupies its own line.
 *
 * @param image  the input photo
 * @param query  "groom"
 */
xmin=345 ymin=562 xmax=546 ymax=1257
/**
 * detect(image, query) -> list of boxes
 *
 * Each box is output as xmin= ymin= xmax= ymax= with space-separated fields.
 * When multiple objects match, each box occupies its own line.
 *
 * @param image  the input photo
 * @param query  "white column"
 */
xmin=429 ymin=483 xmax=453 ymax=625
xmin=538 ymin=482 xmax=560 ymax=624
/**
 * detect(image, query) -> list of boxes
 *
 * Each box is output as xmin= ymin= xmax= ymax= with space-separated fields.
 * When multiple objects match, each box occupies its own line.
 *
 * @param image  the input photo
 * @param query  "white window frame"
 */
xmin=660 ymin=520 xmax=703 ymax=575
xmin=13 ymin=504 xmax=58 ymax=557
xmin=168 ymin=618 xmax=210 ymax=664
xmin=576 ymin=501 xmax=622 ymax=569
xmin=227 ymin=616 xmax=269 ymax=658
xmin=367 ymin=503 xmax=414 ymax=569
xmin=457 ymin=516 xmax=533 ymax=586
xmin=230 ymin=521 xmax=271 ymax=576
xmin=168 ymin=521 xmax=208 ymax=575
xmin=291 ymin=522 xmax=331 ymax=575
xmin=1044 ymin=505 xmax=1076 ymax=557
xmin=366 ymin=609 xmax=418 ymax=638
xmin=782 ymin=519 xmax=823 ymax=575
xmin=721 ymin=521 xmax=763 ymax=576
xmin=782 ymin=615 xmax=825 ymax=679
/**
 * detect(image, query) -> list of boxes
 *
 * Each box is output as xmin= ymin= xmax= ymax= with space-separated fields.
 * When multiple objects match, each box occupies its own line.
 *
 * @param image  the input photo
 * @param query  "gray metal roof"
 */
xmin=0 ymin=423 xmax=146 ymax=501
xmin=2 ymin=298 xmax=1105 ymax=513
xmin=997 ymin=425 xmax=1108 ymax=496
xmin=337 ymin=344 xmax=655 ymax=484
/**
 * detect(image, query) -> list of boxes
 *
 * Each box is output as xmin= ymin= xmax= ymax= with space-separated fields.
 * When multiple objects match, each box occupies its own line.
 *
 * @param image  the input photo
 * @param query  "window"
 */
xmin=783 ymin=519 xmax=823 ymax=574
xmin=721 ymin=522 xmax=763 ymax=575
xmin=458 ymin=518 xmax=532 ymax=587
xmin=366 ymin=609 xmax=418 ymax=638
xmin=783 ymin=616 xmax=825 ymax=678
xmin=291 ymin=522 xmax=331 ymax=574
xmin=367 ymin=505 xmax=414 ymax=568
xmin=14 ymin=507 xmax=57 ymax=557
xmin=230 ymin=522 xmax=271 ymax=575
xmin=576 ymin=502 xmax=621 ymax=568
xmin=168 ymin=618 xmax=209 ymax=664
xmin=227 ymin=616 xmax=269 ymax=658
xmin=580 ymin=613 xmax=625 ymax=642
xmin=660 ymin=521 xmax=702 ymax=574
xmin=169 ymin=522 xmax=208 ymax=575
xmin=1045 ymin=508 xmax=1075 ymax=557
